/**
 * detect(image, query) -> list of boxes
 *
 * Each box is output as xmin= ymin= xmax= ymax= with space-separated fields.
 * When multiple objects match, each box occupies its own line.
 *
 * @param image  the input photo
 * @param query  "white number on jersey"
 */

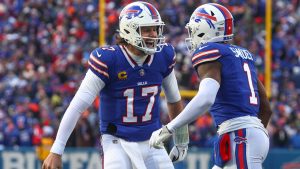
xmin=123 ymin=86 xmax=158 ymax=123
xmin=243 ymin=63 xmax=258 ymax=105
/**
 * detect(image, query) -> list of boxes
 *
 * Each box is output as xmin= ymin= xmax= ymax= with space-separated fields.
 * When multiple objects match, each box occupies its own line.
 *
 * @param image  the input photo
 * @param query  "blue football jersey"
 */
xmin=88 ymin=44 xmax=176 ymax=141
xmin=192 ymin=42 xmax=260 ymax=126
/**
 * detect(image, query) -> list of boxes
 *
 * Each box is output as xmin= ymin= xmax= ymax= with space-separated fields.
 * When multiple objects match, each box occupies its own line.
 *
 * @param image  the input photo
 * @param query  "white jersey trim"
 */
xmin=120 ymin=45 xmax=136 ymax=68
xmin=217 ymin=115 xmax=268 ymax=136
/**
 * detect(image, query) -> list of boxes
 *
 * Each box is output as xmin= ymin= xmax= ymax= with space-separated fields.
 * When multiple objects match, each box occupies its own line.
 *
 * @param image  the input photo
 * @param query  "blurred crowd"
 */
xmin=1 ymin=0 xmax=300 ymax=150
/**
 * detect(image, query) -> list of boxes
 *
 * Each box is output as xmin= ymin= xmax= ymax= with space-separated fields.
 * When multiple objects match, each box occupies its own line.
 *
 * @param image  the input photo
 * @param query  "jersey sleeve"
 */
xmin=191 ymin=43 xmax=221 ymax=69
xmin=88 ymin=47 xmax=112 ymax=84
xmin=161 ymin=44 xmax=176 ymax=77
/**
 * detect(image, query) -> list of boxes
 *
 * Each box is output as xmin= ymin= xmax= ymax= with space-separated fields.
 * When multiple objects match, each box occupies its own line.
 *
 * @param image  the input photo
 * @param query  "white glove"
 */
xmin=149 ymin=126 xmax=172 ymax=149
xmin=169 ymin=144 xmax=188 ymax=162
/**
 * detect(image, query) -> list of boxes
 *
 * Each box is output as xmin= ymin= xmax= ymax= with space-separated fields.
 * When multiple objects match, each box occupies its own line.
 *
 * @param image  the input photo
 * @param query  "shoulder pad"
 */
xmin=93 ymin=46 xmax=117 ymax=58
xmin=88 ymin=46 xmax=117 ymax=82
xmin=192 ymin=43 xmax=221 ymax=68
xmin=161 ymin=43 xmax=175 ymax=60
xmin=159 ymin=43 xmax=176 ymax=77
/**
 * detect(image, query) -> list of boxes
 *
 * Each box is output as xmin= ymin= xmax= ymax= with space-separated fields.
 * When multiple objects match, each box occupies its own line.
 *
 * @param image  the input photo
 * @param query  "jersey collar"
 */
xmin=120 ymin=45 xmax=154 ymax=68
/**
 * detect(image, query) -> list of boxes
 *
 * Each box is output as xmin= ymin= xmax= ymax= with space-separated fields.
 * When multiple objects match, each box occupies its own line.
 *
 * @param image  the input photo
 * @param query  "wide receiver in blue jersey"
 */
xmin=42 ymin=1 xmax=189 ymax=169
xmin=150 ymin=3 xmax=273 ymax=169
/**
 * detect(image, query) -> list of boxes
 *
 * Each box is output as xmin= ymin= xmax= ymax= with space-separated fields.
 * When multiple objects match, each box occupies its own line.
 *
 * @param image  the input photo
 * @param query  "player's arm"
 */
xmin=257 ymin=80 xmax=273 ymax=128
xmin=162 ymin=70 xmax=189 ymax=162
xmin=42 ymin=70 xmax=105 ymax=169
xmin=150 ymin=61 xmax=221 ymax=148
xmin=162 ymin=71 xmax=183 ymax=119
xmin=167 ymin=61 xmax=221 ymax=131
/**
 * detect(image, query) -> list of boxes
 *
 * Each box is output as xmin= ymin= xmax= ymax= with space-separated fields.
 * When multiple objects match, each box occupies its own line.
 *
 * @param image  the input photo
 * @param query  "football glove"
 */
xmin=149 ymin=126 xmax=172 ymax=149
xmin=169 ymin=144 xmax=188 ymax=162
xmin=169 ymin=125 xmax=189 ymax=162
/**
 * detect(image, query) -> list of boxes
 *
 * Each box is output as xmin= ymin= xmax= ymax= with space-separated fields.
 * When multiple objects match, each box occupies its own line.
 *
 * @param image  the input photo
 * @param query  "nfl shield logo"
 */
xmin=139 ymin=69 xmax=145 ymax=76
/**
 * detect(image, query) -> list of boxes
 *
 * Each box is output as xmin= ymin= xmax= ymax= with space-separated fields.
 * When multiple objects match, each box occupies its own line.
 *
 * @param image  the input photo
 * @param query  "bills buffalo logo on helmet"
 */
xmin=194 ymin=8 xmax=217 ymax=29
xmin=121 ymin=5 xmax=143 ymax=19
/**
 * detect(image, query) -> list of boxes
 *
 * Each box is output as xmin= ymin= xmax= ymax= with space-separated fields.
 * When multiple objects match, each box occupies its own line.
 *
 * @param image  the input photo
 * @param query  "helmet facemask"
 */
xmin=133 ymin=24 xmax=165 ymax=54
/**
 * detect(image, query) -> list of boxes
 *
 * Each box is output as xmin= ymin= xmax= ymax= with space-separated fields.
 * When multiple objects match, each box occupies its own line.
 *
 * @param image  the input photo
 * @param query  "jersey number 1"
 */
xmin=123 ymin=86 xmax=158 ymax=123
xmin=243 ymin=63 xmax=258 ymax=105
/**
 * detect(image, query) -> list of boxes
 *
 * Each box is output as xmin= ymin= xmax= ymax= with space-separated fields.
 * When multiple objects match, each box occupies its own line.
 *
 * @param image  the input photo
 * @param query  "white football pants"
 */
xmin=213 ymin=127 xmax=269 ymax=169
xmin=101 ymin=134 xmax=174 ymax=169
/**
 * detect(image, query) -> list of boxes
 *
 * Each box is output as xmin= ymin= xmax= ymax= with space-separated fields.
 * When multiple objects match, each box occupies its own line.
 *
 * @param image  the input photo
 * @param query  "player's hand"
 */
xmin=149 ymin=126 xmax=172 ymax=149
xmin=169 ymin=144 xmax=188 ymax=162
xmin=42 ymin=152 xmax=62 ymax=169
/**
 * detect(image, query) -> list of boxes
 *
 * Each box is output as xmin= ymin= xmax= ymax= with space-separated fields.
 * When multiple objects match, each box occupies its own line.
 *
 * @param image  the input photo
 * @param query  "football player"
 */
xmin=150 ymin=3 xmax=272 ymax=169
xmin=42 ymin=1 xmax=189 ymax=169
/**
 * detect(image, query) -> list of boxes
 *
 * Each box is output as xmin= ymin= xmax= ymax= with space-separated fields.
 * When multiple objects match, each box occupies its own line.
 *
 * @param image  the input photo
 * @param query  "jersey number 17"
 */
xmin=123 ymin=86 xmax=158 ymax=123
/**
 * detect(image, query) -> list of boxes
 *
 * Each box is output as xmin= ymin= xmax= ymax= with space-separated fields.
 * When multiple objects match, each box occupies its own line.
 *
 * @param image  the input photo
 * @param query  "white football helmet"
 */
xmin=185 ymin=3 xmax=234 ymax=52
xmin=119 ymin=1 xmax=165 ymax=54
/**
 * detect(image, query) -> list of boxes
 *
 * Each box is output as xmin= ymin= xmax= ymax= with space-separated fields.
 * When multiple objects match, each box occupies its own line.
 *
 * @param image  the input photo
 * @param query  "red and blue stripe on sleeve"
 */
xmin=191 ymin=48 xmax=221 ymax=68
xmin=88 ymin=49 xmax=109 ymax=82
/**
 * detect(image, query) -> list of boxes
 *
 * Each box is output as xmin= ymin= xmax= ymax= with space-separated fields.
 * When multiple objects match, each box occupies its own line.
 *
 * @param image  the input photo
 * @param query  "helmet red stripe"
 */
xmin=195 ymin=13 xmax=217 ymax=21
xmin=125 ymin=10 xmax=139 ymax=13
xmin=211 ymin=3 xmax=233 ymax=36
xmin=141 ymin=2 xmax=159 ymax=19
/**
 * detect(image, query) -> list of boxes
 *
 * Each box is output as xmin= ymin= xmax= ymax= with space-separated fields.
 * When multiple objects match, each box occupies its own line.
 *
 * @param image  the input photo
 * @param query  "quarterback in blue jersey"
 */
xmin=150 ymin=3 xmax=272 ymax=169
xmin=42 ymin=1 xmax=189 ymax=169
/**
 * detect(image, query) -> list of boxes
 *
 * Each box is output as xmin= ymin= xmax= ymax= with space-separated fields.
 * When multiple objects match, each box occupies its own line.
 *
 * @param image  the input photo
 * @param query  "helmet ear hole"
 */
xmin=198 ymin=33 xmax=205 ymax=37
xmin=124 ymin=29 xmax=130 ymax=34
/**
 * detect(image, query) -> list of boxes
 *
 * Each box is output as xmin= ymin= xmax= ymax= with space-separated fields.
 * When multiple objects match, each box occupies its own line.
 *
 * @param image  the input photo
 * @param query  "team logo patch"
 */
xmin=121 ymin=6 xmax=143 ymax=19
xmin=234 ymin=136 xmax=247 ymax=144
xmin=118 ymin=71 xmax=127 ymax=80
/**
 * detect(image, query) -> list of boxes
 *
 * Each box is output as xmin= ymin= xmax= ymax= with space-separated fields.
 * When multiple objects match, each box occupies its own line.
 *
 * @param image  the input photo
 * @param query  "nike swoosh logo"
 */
xmin=198 ymin=45 xmax=209 ymax=50
xmin=96 ymin=50 xmax=102 ymax=57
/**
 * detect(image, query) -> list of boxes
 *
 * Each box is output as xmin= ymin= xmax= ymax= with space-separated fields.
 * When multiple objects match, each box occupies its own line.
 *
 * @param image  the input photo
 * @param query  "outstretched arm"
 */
xmin=167 ymin=61 xmax=221 ymax=132
xmin=257 ymin=80 xmax=273 ymax=128
xmin=150 ymin=61 xmax=221 ymax=148
xmin=42 ymin=70 xmax=105 ymax=169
